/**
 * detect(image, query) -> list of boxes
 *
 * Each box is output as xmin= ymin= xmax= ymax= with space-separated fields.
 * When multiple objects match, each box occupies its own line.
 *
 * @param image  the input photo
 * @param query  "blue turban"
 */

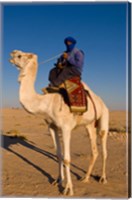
xmin=64 ymin=36 xmax=77 ymax=45
xmin=64 ymin=36 xmax=77 ymax=52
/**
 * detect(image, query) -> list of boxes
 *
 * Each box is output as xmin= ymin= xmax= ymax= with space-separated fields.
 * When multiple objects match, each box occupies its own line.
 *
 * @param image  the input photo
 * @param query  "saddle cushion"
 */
xmin=64 ymin=77 xmax=87 ymax=113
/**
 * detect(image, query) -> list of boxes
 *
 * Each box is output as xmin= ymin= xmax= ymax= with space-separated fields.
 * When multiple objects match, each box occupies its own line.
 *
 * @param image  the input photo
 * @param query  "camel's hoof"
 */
xmin=80 ymin=177 xmax=90 ymax=183
xmin=99 ymin=177 xmax=107 ymax=184
xmin=63 ymin=186 xmax=74 ymax=196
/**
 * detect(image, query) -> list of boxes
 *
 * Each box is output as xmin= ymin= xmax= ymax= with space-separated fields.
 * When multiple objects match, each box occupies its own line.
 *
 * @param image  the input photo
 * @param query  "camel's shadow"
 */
xmin=2 ymin=134 xmax=56 ymax=184
xmin=1 ymin=135 xmax=87 ymax=186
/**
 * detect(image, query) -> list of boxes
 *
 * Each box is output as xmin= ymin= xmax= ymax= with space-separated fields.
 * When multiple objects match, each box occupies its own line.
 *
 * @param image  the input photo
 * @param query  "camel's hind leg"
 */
xmin=81 ymin=124 xmax=98 ymax=183
xmin=99 ymin=130 xmax=108 ymax=184
xmin=98 ymin=108 xmax=109 ymax=184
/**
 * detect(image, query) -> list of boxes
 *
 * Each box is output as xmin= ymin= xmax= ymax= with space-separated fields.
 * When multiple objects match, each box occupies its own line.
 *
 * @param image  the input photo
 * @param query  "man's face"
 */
xmin=66 ymin=41 xmax=73 ymax=45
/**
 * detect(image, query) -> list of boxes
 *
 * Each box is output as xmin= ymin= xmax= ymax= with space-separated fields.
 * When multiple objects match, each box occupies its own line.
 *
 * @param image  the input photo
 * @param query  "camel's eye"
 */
xmin=18 ymin=55 xmax=22 ymax=59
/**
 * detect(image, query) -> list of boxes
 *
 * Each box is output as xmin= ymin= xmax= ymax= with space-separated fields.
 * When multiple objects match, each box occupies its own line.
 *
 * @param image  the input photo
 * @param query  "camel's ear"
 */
xmin=28 ymin=54 xmax=33 ymax=59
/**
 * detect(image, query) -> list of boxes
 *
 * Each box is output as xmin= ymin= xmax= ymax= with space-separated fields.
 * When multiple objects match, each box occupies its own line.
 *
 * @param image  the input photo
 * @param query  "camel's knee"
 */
xmin=91 ymin=147 xmax=98 ymax=160
xmin=94 ymin=150 xmax=98 ymax=159
xmin=99 ymin=130 xmax=108 ymax=159
xmin=64 ymin=159 xmax=70 ymax=166
xmin=99 ymin=130 xmax=107 ymax=138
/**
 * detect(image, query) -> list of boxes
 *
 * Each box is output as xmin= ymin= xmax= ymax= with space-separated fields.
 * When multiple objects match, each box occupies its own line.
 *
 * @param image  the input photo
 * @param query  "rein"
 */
xmin=39 ymin=53 xmax=62 ymax=66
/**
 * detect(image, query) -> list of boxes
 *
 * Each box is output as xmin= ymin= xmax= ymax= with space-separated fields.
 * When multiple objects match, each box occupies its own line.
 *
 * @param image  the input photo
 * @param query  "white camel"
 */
xmin=10 ymin=50 xmax=109 ymax=196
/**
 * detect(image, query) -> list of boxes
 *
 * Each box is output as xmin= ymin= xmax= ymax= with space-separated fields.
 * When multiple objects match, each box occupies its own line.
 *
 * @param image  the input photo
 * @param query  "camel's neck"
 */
xmin=19 ymin=60 xmax=40 ymax=113
xmin=18 ymin=58 xmax=58 ymax=116
xmin=20 ymin=74 xmax=36 ymax=101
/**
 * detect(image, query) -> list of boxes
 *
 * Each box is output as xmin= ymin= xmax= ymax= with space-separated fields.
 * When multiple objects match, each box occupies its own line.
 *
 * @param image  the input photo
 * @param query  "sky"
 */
xmin=1 ymin=2 xmax=129 ymax=110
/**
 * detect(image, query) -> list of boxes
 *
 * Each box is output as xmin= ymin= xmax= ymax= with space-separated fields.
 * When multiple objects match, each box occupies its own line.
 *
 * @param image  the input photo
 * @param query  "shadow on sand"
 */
xmin=1 ymin=134 xmax=91 ymax=188
xmin=2 ymin=134 xmax=56 ymax=184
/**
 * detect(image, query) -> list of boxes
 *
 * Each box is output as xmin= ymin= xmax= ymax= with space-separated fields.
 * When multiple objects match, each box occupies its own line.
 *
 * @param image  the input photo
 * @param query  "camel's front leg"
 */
xmin=62 ymin=129 xmax=74 ymax=196
xmin=49 ymin=126 xmax=64 ymax=185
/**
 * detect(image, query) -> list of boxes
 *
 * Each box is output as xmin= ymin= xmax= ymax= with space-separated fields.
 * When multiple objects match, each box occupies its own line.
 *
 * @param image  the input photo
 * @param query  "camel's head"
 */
xmin=10 ymin=50 xmax=38 ymax=82
xmin=10 ymin=50 xmax=37 ymax=69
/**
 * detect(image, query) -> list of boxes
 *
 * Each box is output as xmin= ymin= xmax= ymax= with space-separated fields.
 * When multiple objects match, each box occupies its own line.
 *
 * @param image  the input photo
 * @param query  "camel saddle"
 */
xmin=42 ymin=77 xmax=87 ymax=113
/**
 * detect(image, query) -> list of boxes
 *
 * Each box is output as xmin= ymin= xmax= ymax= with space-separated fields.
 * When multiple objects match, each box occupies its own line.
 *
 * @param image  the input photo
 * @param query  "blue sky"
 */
xmin=2 ymin=2 xmax=128 ymax=110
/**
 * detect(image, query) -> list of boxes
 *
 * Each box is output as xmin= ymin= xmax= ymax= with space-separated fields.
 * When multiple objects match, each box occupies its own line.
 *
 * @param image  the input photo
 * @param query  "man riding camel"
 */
xmin=47 ymin=36 xmax=84 ymax=90
xmin=42 ymin=36 xmax=87 ymax=113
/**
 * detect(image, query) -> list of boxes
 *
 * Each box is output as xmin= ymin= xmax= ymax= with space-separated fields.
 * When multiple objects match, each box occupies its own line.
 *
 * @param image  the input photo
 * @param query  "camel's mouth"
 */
xmin=9 ymin=52 xmax=22 ymax=69
xmin=9 ymin=58 xmax=15 ymax=64
xmin=9 ymin=53 xmax=16 ymax=64
xmin=9 ymin=57 xmax=20 ymax=69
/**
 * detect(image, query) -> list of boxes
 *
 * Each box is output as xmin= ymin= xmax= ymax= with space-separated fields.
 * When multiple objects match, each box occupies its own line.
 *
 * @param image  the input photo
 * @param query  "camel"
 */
xmin=10 ymin=50 xmax=109 ymax=196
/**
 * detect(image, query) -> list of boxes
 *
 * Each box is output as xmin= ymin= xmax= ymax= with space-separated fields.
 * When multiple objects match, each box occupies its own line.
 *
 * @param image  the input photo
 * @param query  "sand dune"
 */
xmin=0 ymin=108 xmax=130 ymax=197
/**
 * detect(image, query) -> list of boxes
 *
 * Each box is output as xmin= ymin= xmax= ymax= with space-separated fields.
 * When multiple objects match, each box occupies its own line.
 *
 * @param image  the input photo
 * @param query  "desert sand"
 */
xmin=0 ymin=108 xmax=130 ymax=198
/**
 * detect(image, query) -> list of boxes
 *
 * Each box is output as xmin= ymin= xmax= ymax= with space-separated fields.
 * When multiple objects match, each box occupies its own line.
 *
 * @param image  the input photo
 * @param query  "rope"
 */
xmin=39 ymin=53 xmax=62 ymax=66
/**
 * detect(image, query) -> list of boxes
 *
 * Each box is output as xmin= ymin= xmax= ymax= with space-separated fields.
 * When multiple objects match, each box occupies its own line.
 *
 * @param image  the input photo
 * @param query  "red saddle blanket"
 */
xmin=64 ymin=77 xmax=87 ymax=113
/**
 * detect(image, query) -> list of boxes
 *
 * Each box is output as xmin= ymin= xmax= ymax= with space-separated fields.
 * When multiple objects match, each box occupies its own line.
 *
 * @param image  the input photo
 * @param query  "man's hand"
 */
xmin=63 ymin=52 xmax=68 ymax=59
xmin=57 ymin=62 xmax=64 ymax=69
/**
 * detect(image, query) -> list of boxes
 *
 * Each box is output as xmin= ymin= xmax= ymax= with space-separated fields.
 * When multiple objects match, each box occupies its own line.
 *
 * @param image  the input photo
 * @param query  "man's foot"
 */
xmin=42 ymin=83 xmax=65 ymax=94
xmin=58 ymin=83 xmax=65 ymax=88
xmin=41 ymin=86 xmax=59 ymax=94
